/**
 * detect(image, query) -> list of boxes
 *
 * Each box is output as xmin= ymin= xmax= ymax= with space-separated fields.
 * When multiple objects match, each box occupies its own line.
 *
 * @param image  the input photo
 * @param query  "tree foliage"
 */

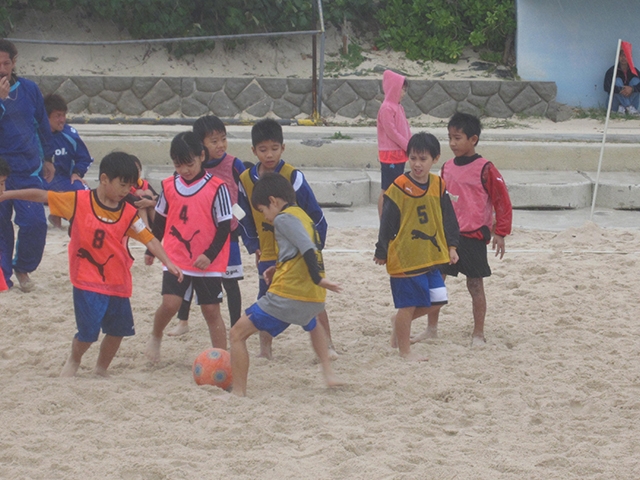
xmin=0 ymin=0 xmax=515 ymax=63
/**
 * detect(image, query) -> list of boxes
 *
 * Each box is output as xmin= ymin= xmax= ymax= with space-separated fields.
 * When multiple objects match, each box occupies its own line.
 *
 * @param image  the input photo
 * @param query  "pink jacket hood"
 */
xmin=382 ymin=70 xmax=406 ymax=104
xmin=377 ymin=70 xmax=411 ymax=153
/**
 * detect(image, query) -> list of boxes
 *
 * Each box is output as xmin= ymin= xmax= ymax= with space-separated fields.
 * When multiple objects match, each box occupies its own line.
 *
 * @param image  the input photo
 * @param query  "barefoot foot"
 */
xmin=166 ymin=320 xmax=189 ymax=337
xmin=93 ymin=366 xmax=110 ymax=378
xmin=324 ymin=372 xmax=346 ymax=388
xmin=410 ymin=325 xmax=438 ymax=344
xmin=400 ymin=351 xmax=429 ymax=362
xmin=471 ymin=335 xmax=486 ymax=347
xmin=15 ymin=271 xmax=35 ymax=293
xmin=60 ymin=357 xmax=80 ymax=377
xmin=145 ymin=335 xmax=162 ymax=363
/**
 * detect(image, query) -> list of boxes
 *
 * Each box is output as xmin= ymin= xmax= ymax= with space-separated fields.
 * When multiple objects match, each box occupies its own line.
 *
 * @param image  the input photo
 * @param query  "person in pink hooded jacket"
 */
xmin=376 ymin=70 xmax=412 ymax=216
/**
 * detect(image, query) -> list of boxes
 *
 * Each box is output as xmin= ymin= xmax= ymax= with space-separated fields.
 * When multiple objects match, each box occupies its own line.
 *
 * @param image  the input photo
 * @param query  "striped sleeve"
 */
xmin=212 ymin=183 xmax=233 ymax=225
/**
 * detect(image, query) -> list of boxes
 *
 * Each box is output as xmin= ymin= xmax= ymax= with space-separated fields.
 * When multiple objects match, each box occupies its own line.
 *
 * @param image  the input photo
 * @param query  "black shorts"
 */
xmin=440 ymin=235 xmax=491 ymax=279
xmin=162 ymin=271 xmax=223 ymax=305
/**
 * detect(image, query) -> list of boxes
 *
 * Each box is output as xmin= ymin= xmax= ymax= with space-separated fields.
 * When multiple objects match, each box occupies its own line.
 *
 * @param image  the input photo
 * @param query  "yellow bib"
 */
xmin=385 ymin=173 xmax=450 ymax=277
xmin=240 ymin=163 xmax=295 ymax=262
xmin=269 ymin=206 xmax=326 ymax=303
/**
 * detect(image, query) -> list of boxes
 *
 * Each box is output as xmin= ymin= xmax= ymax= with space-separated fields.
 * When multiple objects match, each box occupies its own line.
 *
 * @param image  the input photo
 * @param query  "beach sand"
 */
xmin=1 ymin=219 xmax=640 ymax=479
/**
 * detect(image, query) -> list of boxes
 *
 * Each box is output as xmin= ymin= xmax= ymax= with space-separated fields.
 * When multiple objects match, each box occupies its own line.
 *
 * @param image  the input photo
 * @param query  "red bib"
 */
xmin=69 ymin=190 xmax=137 ymax=297
xmin=161 ymin=174 xmax=230 ymax=274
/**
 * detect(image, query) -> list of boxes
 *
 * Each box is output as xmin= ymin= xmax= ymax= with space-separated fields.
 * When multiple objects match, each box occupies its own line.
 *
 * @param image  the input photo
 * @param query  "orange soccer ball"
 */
xmin=192 ymin=348 xmax=233 ymax=390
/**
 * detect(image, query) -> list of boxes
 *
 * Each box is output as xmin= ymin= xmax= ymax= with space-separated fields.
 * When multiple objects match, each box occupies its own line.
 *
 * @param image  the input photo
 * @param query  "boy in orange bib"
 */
xmin=0 ymin=152 xmax=182 ymax=376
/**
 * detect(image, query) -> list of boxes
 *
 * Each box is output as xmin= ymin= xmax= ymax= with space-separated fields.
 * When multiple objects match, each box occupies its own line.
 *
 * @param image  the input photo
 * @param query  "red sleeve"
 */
xmin=482 ymin=163 xmax=512 ymax=237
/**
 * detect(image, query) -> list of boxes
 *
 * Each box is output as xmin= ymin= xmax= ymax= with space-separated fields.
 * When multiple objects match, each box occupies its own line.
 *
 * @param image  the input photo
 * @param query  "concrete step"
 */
xmin=82 ymin=165 xmax=640 ymax=210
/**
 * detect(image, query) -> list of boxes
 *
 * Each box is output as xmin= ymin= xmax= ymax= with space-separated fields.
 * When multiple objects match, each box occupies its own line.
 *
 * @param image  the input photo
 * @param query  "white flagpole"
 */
xmin=591 ymin=38 xmax=623 ymax=220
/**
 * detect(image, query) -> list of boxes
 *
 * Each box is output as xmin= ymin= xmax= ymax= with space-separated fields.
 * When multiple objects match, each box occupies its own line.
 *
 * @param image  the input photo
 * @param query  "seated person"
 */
xmin=604 ymin=47 xmax=640 ymax=115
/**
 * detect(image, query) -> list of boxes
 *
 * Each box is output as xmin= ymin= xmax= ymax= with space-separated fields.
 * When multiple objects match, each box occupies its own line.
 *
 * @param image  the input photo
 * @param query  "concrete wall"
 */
xmin=28 ymin=75 xmax=559 ymax=120
xmin=516 ymin=0 xmax=640 ymax=108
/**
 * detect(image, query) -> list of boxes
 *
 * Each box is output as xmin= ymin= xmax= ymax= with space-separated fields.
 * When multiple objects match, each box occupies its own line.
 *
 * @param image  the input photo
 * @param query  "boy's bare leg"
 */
xmin=309 ymin=323 xmax=344 ymax=387
xmin=94 ymin=335 xmax=123 ymax=377
xmin=411 ymin=273 xmax=446 ymax=343
xmin=60 ymin=337 xmax=92 ymax=377
xmin=467 ymin=277 xmax=486 ymax=345
xmin=167 ymin=320 xmax=189 ymax=336
xmin=390 ymin=314 xmax=398 ymax=348
xmin=229 ymin=315 xmax=259 ymax=397
xmin=411 ymin=308 xmax=441 ymax=343
xmin=316 ymin=309 xmax=338 ymax=359
xmin=146 ymin=294 xmax=182 ymax=363
xmin=395 ymin=307 xmax=429 ymax=361
xmin=258 ymin=331 xmax=273 ymax=360
xmin=168 ymin=298 xmax=191 ymax=336
xmin=200 ymin=303 xmax=227 ymax=350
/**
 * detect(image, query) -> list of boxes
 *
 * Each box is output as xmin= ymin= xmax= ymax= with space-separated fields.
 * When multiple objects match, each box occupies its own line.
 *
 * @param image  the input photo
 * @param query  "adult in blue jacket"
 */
xmin=0 ymin=39 xmax=54 ymax=291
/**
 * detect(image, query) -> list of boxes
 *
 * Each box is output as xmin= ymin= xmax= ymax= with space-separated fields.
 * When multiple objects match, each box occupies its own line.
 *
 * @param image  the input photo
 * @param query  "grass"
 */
xmin=573 ymin=106 xmax=639 ymax=122
xmin=325 ymin=131 xmax=353 ymax=140
xmin=325 ymin=44 xmax=366 ymax=74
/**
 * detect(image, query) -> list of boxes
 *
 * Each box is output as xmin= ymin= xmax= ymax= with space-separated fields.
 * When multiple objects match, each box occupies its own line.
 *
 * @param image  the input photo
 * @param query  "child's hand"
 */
xmin=166 ymin=261 xmax=184 ymax=282
xmin=319 ymin=278 xmax=342 ymax=293
xmin=373 ymin=256 xmax=386 ymax=265
xmin=449 ymin=247 xmax=459 ymax=264
xmin=0 ymin=76 xmax=9 ymax=100
xmin=492 ymin=234 xmax=506 ymax=259
xmin=134 ymin=197 xmax=156 ymax=209
xmin=263 ymin=265 xmax=276 ymax=285
xmin=42 ymin=161 xmax=55 ymax=183
xmin=193 ymin=254 xmax=212 ymax=270
xmin=144 ymin=254 xmax=155 ymax=266
xmin=70 ymin=173 xmax=86 ymax=185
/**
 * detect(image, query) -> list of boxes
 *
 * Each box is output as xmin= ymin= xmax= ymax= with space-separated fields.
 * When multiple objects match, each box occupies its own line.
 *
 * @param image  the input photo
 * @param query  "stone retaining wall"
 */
xmin=28 ymin=76 xmax=561 ymax=120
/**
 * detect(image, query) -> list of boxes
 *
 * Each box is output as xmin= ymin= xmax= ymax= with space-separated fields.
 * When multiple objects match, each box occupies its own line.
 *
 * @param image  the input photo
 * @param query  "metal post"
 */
xmin=591 ymin=38 xmax=622 ymax=219
xmin=317 ymin=0 xmax=326 ymax=120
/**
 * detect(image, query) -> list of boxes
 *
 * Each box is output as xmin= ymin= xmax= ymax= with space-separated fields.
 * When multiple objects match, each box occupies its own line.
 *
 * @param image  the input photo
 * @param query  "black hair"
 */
xmin=193 ymin=115 xmax=226 ymax=141
xmin=0 ymin=39 xmax=17 ymax=60
xmin=251 ymin=119 xmax=283 ymax=147
xmin=99 ymin=152 xmax=139 ymax=184
xmin=0 ymin=156 xmax=10 ymax=177
xmin=407 ymin=132 xmax=440 ymax=159
xmin=448 ymin=112 xmax=482 ymax=144
xmin=130 ymin=155 xmax=142 ymax=170
xmin=251 ymin=172 xmax=296 ymax=210
xmin=242 ymin=160 xmax=255 ymax=170
xmin=44 ymin=93 xmax=68 ymax=116
xmin=170 ymin=131 xmax=205 ymax=165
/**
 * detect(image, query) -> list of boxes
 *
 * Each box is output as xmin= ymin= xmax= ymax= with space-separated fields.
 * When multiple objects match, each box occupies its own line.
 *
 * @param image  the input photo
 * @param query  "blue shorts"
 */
xmin=380 ymin=162 xmax=407 ymax=190
xmin=390 ymin=269 xmax=447 ymax=309
xmin=245 ymin=303 xmax=317 ymax=337
xmin=257 ymin=260 xmax=276 ymax=298
xmin=73 ymin=287 xmax=135 ymax=342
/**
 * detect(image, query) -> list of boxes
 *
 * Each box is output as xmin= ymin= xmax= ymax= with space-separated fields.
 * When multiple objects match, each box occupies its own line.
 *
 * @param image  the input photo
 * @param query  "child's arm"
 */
xmin=374 ymin=195 xmax=400 ymax=264
xmin=145 ymin=237 xmax=183 ymax=282
xmin=292 ymin=170 xmax=328 ymax=249
xmin=237 ymin=181 xmax=260 ymax=254
xmin=0 ymin=188 xmax=48 ymax=204
xmin=482 ymin=163 xmax=512 ymax=259
xmin=441 ymin=180 xmax=460 ymax=264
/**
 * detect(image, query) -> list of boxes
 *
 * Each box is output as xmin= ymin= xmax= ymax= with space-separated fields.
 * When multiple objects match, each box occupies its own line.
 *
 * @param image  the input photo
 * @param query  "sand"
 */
xmin=2 ymin=8 xmax=640 ymax=480
xmin=1 ymin=219 xmax=640 ymax=479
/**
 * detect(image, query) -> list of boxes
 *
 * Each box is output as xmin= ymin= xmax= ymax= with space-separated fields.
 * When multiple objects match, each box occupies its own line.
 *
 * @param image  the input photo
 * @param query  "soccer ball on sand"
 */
xmin=192 ymin=348 xmax=233 ymax=391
